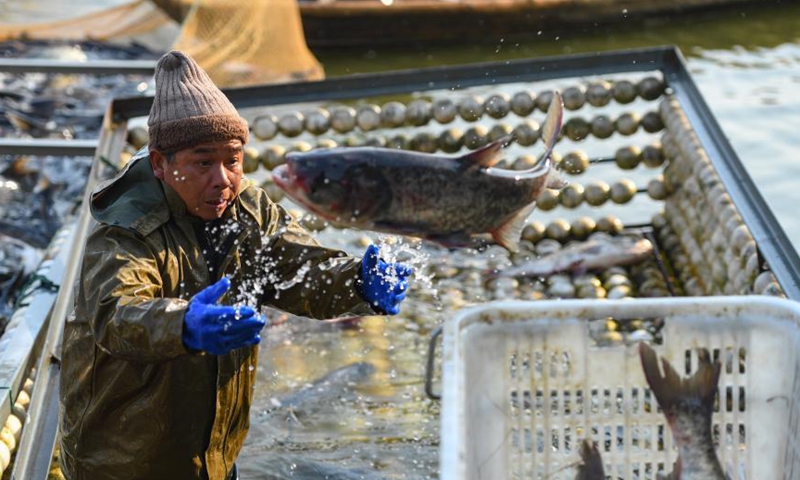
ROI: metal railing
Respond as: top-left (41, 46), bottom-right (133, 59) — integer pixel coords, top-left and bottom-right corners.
top-left (0, 58), bottom-right (149, 479)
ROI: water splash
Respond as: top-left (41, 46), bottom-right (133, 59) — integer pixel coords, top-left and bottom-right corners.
top-left (372, 234), bottom-right (437, 301)
top-left (274, 261), bottom-right (313, 292)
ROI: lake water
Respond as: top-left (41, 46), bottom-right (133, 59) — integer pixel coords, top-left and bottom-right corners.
top-left (4, 1), bottom-right (800, 479)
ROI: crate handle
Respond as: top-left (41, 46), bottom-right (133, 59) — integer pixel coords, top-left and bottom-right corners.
top-left (424, 325), bottom-right (443, 400)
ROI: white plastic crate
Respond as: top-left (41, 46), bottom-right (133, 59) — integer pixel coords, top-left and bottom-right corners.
top-left (439, 296), bottom-right (800, 480)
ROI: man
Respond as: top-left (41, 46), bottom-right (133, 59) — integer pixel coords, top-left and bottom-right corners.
top-left (59, 51), bottom-right (412, 480)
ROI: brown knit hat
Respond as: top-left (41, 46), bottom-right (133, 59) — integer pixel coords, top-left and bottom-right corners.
top-left (148, 51), bottom-right (249, 154)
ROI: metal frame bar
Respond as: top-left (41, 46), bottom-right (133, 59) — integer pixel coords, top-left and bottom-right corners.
top-left (661, 49), bottom-right (800, 298)
top-left (0, 229), bottom-right (68, 426)
top-left (0, 139), bottom-right (98, 156)
top-left (0, 58), bottom-right (156, 75)
top-left (9, 118), bottom-right (129, 480)
top-left (112, 46), bottom-right (675, 119)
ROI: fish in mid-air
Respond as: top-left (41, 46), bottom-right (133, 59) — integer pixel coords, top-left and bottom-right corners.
top-left (272, 92), bottom-right (566, 252)
top-left (496, 233), bottom-right (653, 278)
top-left (639, 343), bottom-right (728, 480)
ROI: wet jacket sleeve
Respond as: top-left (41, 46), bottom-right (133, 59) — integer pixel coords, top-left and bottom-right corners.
top-left (258, 195), bottom-right (375, 319)
top-left (78, 225), bottom-right (191, 362)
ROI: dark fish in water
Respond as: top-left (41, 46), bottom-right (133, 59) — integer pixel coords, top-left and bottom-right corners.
top-left (497, 233), bottom-right (653, 278)
top-left (268, 361), bottom-right (376, 420)
top-left (575, 439), bottom-right (605, 480)
top-left (4, 105), bottom-right (103, 138)
top-left (0, 219), bottom-right (54, 250)
top-left (639, 343), bottom-right (728, 480)
top-left (239, 453), bottom-right (386, 480)
top-left (0, 233), bottom-right (41, 280)
top-left (272, 92), bottom-right (566, 252)
top-left (0, 233), bottom-right (42, 332)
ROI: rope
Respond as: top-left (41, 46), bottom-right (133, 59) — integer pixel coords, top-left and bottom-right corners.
top-left (14, 273), bottom-right (60, 309)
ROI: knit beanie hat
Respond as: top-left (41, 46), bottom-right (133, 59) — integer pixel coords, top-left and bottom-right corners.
top-left (148, 51), bottom-right (249, 154)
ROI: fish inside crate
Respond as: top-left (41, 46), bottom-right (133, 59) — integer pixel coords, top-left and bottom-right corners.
top-left (439, 297), bottom-right (800, 480)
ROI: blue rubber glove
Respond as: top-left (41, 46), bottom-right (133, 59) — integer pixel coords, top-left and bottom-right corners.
top-left (182, 277), bottom-right (266, 355)
top-left (358, 244), bottom-right (413, 315)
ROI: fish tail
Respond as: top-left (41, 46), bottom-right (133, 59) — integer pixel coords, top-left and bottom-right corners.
top-left (575, 439), bottom-right (605, 480)
top-left (639, 342), bottom-right (720, 419)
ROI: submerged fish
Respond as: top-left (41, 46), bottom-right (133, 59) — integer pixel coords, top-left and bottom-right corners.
top-left (575, 439), bottom-right (605, 480)
top-left (272, 93), bottom-right (566, 252)
top-left (0, 233), bottom-right (42, 280)
top-left (497, 233), bottom-right (653, 278)
top-left (639, 343), bottom-right (728, 480)
top-left (267, 361), bottom-right (376, 419)
top-left (240, 453), bottom-right (385, 480)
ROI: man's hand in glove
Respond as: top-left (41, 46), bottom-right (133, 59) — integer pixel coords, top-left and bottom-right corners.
top-left (358, 244), bottom-right (413, 315)
top-left (183, 277), bottom-right (266, 355)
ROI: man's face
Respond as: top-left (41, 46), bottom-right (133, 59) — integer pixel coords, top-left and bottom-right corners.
top-left (150, 139), bottom-right (244, 221)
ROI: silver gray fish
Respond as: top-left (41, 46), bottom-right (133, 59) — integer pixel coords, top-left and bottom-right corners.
top-left (269, 361), bottom-right (375, 417)
top-left (639, 343), bottom-right (728, 480)
top-left (498, 233), bottom-right (653, 278)
top-left (241, 453), bottom-right (386, 480)
top-left (272, 93), bottom-right (565, 252)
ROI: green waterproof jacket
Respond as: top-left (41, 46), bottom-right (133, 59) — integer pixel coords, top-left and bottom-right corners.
top-left (59, 152), bottom-right (374, 480)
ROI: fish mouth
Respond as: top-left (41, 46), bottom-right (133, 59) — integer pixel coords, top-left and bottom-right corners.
top-left (271, 163), bottom-right (292, 190)
top-left (272, 162), bottom-right (313, 203)
top-left (272, 162), bottom-right (307, 193)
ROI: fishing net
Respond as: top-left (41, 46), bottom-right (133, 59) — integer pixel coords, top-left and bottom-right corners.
top-left (0, 0), bottom-right (171, 42)
top-left (170, 0), bottom-right (325, 87)
top-left (0, 0), bottom-right (323, 87)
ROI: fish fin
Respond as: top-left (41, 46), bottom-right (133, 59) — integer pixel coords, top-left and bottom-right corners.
top-left (570, 259), bottom-right (587, 277)
top-left (541, 91), bottom-right (564, 152)
top-left (459, 134), bottom-right (514, 171)
top-left (491, 201), bottom-right (537, 253)
top-left (532, 90), bottom-right (564, 170)
top-left (639, 342), bottom-right (721, 420)
top-left (576, 439), bottom-right (605, 480)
